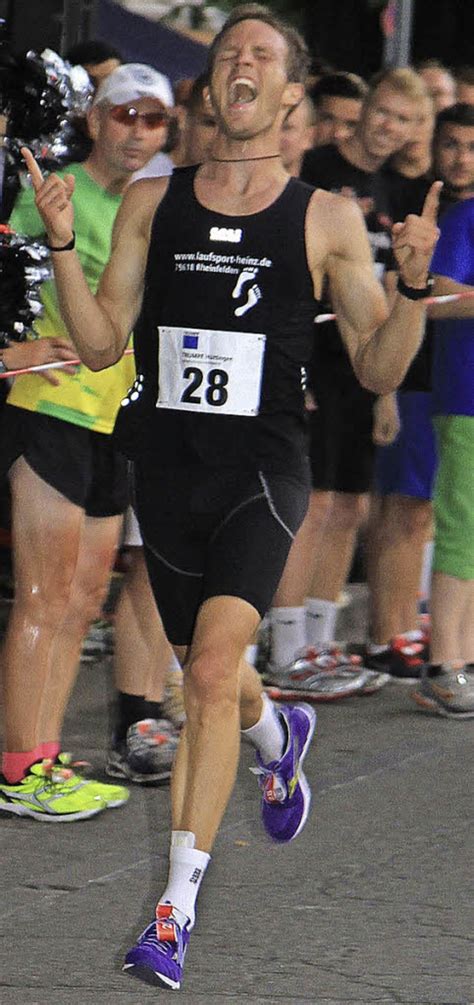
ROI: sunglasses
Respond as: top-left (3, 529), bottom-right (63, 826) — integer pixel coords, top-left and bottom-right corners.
top-left (110, 105), bottom-right (169, 129)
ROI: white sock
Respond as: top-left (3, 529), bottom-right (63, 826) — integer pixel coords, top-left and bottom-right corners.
top-left (305, 597), bottom-right (339, 645)
top-left (367, 641), bottom-right (389, 655)
top-left (245, 644), bottom-right (258, 666)
top-left (419, 540), bottom-right (433, 603)
top-left (168, 652), bottom-right (182, 672)
top-left (241, 692), bottom-right (285, 764)
top-left (399, 629), bottom-right (423, 643)
top-left (158, 831), bottom-right (210, 930)
top-left (269, 606), bottom-right (306, 667)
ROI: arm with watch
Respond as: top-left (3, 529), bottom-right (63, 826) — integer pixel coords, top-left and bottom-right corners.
top-left (315, 182), bottom-right (441, 395)
top-left (5, 167), bottom-right (82, 383)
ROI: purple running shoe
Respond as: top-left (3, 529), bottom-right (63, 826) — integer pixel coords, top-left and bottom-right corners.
top-left (123, 904), bottom-right (190, 990)
top-left (251, 703), bottom-right (316, 843)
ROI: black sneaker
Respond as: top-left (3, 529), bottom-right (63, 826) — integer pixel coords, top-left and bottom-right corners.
top-left (106, 718), bottom-right (179, 785)
top-left (365, 636), bottom-right (427, 681)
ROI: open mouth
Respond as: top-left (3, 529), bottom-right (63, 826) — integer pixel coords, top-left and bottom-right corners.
top-left (228, 77), bottom-right (258, 108)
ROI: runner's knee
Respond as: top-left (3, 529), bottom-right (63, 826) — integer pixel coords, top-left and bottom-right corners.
top-left (186, 649), bottom-right (240, 706)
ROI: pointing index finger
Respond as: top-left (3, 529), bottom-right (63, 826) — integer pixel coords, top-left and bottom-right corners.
top-left (20, 146), bottom-right (45, 192)
top-left (421, 179), bottom-right (443, 222)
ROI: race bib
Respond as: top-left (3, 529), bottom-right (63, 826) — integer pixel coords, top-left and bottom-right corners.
top-left (156, 326), bottom-right (266, 416)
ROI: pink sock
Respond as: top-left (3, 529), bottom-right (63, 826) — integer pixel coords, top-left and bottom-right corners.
top-left (2, 745), bottom-right (44, 783)
top-left (40, 741), bottom-right (61, 761)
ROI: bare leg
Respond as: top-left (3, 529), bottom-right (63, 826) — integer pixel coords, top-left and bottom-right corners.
top-left (239, 658), bottom-right (266, 729)
top-left (114, 547), bottom-right (173, 702)
top-left (42, 512), bottom-right (122, 743)
top-left (170, 595), bottom-right (260, 852)
top-left (430, 573), bottom-right (474, 665)
top-left (170, 647), bottom-right (263, 830)
top-left (366, 494), bottom-right (433, 643)
top-left (273, 490), bottom-right (332, 606)
top-left (309, 492), bottom-right (369, 602)
top-left (2, 459), bottom-right (83, 751)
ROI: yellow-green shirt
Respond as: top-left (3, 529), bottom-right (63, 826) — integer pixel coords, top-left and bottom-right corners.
top-left (8, 163), bottom-right (135, 433)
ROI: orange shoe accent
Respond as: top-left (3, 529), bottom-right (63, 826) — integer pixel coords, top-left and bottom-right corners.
top-left (411, 690), bottom-right (436, 710)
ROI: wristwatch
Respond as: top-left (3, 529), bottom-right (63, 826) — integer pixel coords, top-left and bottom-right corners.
top-left (397, 274), bottom-right (434, 300)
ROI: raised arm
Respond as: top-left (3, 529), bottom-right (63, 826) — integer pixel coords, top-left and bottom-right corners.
top-left (21, 147), bottom-right (167, 370)
top-left (308, 182), bottom-right (441, 394)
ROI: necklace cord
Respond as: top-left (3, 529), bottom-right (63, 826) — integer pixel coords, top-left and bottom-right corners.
top-left (210, 153), bottom-right (281, 163)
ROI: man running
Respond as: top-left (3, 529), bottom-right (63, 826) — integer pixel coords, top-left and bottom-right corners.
top-left (21, 4), bottom-right (440, 990)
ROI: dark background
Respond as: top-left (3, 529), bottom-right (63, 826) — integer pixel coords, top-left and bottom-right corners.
top-left (1, 0), bottom-right (473, 76)
top-left (305, 0), bottom-right (474, 76)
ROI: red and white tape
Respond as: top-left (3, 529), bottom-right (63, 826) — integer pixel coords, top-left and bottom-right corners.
top-left (314, 288), bottom-right (474, 324)
top-left (1, 288), bottom-right (473, 378)
top-left (0, 347), bottom-right (134, 378)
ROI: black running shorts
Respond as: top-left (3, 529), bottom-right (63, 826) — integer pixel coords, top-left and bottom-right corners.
top-left (308, 365), bottom-right (376, 494)
top-left (1, 405), bottom-right (129, 517)
top-left (133, 462), bottom-right (310, 646)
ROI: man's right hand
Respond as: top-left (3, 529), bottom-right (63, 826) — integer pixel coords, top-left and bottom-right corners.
top-left (4, 338), bottom-right (79, 385)
top-left (372, 392), bottom-right (400, 446)
top-left (21, 147), bottom-right (75, 248)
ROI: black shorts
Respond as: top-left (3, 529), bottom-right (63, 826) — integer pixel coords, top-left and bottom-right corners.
top-left (308, 367), bottom-right (376, 494)
top-left (1, 405), bottom-right (129, 517)
top-left (133, 462), bottom-right (310, 646)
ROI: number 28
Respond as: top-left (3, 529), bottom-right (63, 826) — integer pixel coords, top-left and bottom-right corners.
top-left (181, 366), bottom-right (229, 407)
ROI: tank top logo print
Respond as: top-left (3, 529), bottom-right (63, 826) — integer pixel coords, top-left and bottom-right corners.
top-left (209, 226), bottom-right (242, 243)
top-left (174, 248), bottom-right (273, 318)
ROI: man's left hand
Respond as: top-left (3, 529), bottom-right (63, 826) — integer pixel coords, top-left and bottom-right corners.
top-left (391, 180), bottom-right (442, 289)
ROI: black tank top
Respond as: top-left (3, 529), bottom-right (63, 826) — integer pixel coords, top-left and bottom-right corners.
top-left (115, 165), bottom-right (319, 479)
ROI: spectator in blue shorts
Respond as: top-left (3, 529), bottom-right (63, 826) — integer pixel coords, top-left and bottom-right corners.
top-left (366, 103), bottom-right (474, 680)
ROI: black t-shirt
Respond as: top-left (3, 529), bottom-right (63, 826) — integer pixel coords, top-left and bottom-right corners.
top-left (382, 171), bottom-right (460, 393)
top-left (382, 168), bottom-right (432, 392)
top-left (382, 166), bottom-right (430, 222)
top-left (300, 144), bottom-right (395, 392)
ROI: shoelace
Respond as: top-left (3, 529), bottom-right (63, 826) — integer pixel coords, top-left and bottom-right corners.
top-left (392, 639), bottom-right (425, 664)
top-left (40, 756), bottom-right (91, 788)
top-left (131, 721), bottom-right (178, 754)
top-left (250, 764), bottom-right (287, 803)
top-left (141, 906), bottom-right (189, 966)
top-left (304, 646), bottom-right (362, 669)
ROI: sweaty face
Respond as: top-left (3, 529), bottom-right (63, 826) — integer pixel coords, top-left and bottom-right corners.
top-left (361, 83), bottom-right (420, 161)
top-left (93, 98), bottom-right (169, 175)
top-left (279, 100), bottom-right (314, 173)
top-left (209, 19), bottom-right (296, 141)
top-left (434, 123), bottom-right (474, 193)
top-left (314, 95), bottom-right (362, 146)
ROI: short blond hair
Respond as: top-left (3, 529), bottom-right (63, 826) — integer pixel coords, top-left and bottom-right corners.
top-left (369, 67), bottom-right (429, 103)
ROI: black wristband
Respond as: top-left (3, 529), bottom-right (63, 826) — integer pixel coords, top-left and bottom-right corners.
top-left (45, 231), bottom-right (76, 252)
top-left (397, 274), bottom-right (433, 301)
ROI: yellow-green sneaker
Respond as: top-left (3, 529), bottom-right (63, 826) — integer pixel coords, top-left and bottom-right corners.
top-left (55, 753), bottom-right (130, 808)
top-left (0, 758), bottom-right (106, 822)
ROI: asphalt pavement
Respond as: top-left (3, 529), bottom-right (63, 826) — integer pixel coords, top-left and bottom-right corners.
top-left (0, 586), bottom-right (472, 1004)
